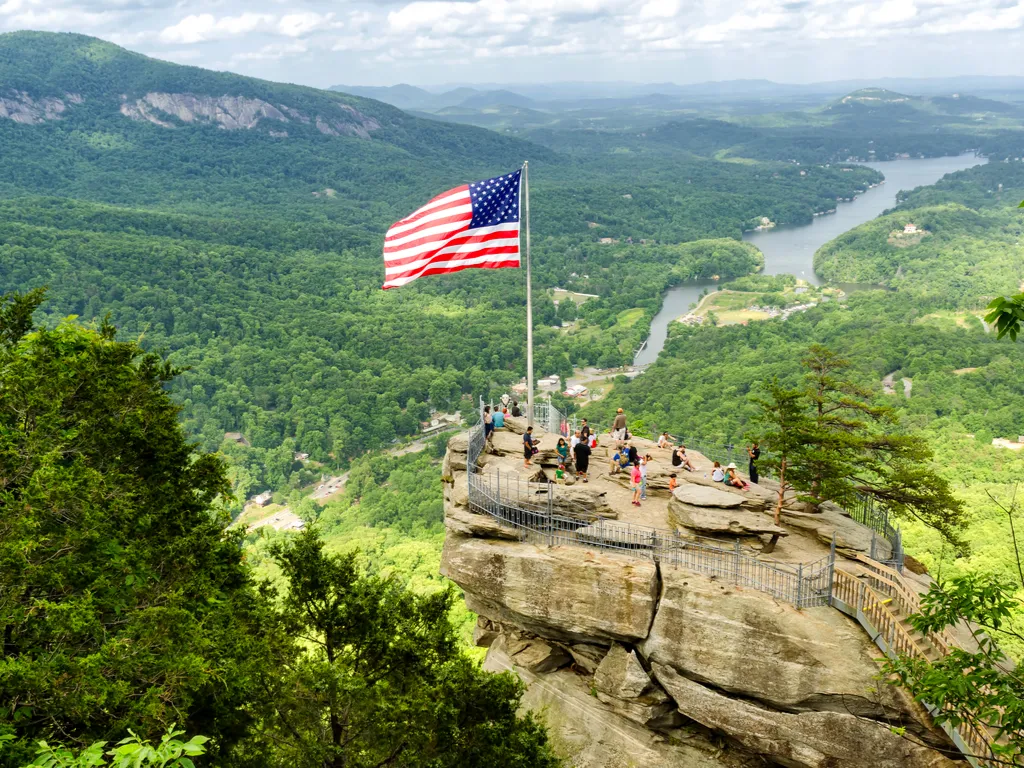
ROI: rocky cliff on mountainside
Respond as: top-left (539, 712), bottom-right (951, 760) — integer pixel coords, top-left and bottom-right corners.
top-left (0, 86), bottom-right (382, 138)
top-left (440, 426), bottom-right (956, 768)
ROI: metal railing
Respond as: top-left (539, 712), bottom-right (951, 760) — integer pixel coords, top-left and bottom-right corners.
top-left (465, 416), bottom-right (834, 609)
top-left (651, 430), bottom-right (904, 572)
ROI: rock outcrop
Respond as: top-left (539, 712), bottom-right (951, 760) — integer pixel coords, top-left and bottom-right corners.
top-left (440, 428), bottom-right (959, 768)
top-left (117, 93), bottom-right (381, 137)
top-left (0, 90), bottom-right (78, 124)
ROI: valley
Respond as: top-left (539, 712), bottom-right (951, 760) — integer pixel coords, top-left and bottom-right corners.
top-left (3, 26), bottom-right (1024, 768)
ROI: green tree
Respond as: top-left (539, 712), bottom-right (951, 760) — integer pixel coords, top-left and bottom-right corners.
top-left (253, 528), bottom-right (560, 768)
top-left (751, 378), bottom-right (811, 526)
top-left (0, 291), bottom-right (275, 766)
top-left (751, 346), bottom-right (967, 545)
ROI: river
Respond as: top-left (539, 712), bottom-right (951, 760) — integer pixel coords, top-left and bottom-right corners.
top-left (633, 154), bottom-right (986, 367)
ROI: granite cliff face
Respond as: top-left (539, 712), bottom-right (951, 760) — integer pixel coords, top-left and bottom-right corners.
top-left (441, 426), bottom-right (957, 768)
top-left (0, 87), bottom-right (381, 139)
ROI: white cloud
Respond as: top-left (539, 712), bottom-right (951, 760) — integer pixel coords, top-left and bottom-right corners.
top-left (159, 12), bottom-right (273, 44)
top-left (277, 12), bottom-right (338, 37)
top-left (233, 40), bottom-right (308, 61)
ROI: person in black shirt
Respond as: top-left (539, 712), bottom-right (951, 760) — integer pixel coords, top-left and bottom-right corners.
top-left (511, 400), bottom-right (522, 418)
top-left (573, 439), bottom-right (591, 483)
top-left (747, 442), bottom-right (761, 485)
top-left (523, 426), bottom-right (536, 469)
top-left (626, 443), bottom-right (639, 466)
top-left (579, 419), bottom-right (590, 441)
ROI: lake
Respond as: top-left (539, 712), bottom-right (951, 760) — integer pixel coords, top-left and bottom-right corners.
top-left (633, 154), bottom-right (986, 367)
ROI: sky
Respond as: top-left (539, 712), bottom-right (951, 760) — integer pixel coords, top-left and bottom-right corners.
top-left (2, 0), bottom-right (1024, 88)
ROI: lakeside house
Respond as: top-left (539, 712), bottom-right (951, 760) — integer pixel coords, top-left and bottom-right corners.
top-left (903, 223), bottom-right (918, 234)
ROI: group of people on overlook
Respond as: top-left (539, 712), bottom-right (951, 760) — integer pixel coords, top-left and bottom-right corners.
top-left (482, 402), bottom-right (761, 504)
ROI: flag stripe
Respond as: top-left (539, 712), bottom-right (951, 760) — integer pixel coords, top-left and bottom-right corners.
top-left (383, 215), bottom-right (474, 253)
top-left (384, 225), bottom-right (519, 271)
top-left (385, 240), bottom-right (521, 279)
top-left (386, 198), bottom-right (472, 239)
top-left (387, 187), bottom-right (470, 234)
top-left (384, 252), bottom-right (521, 289)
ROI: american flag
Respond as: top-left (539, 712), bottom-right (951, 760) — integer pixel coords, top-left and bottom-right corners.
top-left (382, 168), bottom-right (522, 289)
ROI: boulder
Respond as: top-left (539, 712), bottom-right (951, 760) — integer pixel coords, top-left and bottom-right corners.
top-left (444, 502), bottom-right (521, 541)
top-left (485, 644), bottom-right (749, 768)
top-left (473, 616), bottom-right (501, 648)
top-left (652, 663), bottom-right (958, 768)
top-left (441, 535), bottom-right (658, 644)
top-left (443, 472), bottom-right (469, 508)
top-left (668, 498), bottom-right (787, 538)
top-left (592, 642), bottom-right (680, 727)
top-left (566, 642), bottom-right (608, 675)
top-left (594, 643), bottom-right (657, 699)
top-left (672, 485), bottom-right (746, 508)
top-left (640, 569), bottom-right (916, 719)
top-left (497, 632), bottom-right (574, 674)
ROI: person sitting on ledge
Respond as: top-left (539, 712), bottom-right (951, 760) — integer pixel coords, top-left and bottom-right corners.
top-left (711, 461), bottom-right (725, 482)
top-left (492, 408), bottom-right (505, 430)
top-left (556, 437), bottom-right (570, 467)
top-left (677, 445), bottom-right (695, 472)
top-left (725, 463), bottom-right (750, 490)
top-left (658, 432), bottom-right (671, 449)
top-left (669, 473), bottom-right (678, 491)
top-left (555, 464), bottom-right (566, 484)
top-left (511, 400), bottom-right (522, 418)
top-left (627, 443), bottom-right (639, 466)
top-left (610, 446), bottom-right (624, 475)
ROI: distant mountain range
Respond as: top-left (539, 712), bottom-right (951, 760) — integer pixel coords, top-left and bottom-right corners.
top-left (332, 76), bottom-right (1024, 114)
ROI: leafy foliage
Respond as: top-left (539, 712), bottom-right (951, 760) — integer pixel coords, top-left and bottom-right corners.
top-left (20, 728), bottom-right (208, 768)
top-left (248, 528), bottom-right (560, 768)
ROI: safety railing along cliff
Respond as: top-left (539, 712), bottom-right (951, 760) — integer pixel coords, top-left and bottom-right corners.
top-left (486, 398), bottom-right (904, 572)
top-left (465, 402), bottom-right (997, 765)
top-left (466, 416), bottom-right (835, 609)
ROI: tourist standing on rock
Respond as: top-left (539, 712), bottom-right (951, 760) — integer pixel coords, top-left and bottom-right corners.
top-left (511, 400), bottom-right (522, 418)
top-left (613, 408), bottom-right (627, 440)
top-left (573, 437), bottom-right (591, 483)
top-left (483, 405), bottom-right (494, 445)
top-left (747, 442), bottom-right (761, 485)
top-left (630, 462), bottom-right (642, 505)
top-left (492, 407), bottom-right (505, 430)
top-left (639, 454), bottom-right (650, 500)
top-left (523, 426), bottom-right (537, 469)
top-left (579, 419), bottom-right (590, 442)
top-left (570, 430), bottom-right (581, 452)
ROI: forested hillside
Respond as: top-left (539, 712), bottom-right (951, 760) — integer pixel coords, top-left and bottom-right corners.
top-left (0, 32), bottom-right (879, 477)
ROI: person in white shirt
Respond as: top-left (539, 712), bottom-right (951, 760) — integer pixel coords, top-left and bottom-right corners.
top-left (711, 461), bottom-right (725, 482)
top-left (639, 455), bottom-right (650, 500)
top-left (657, 432), bottom-right (670, 449)
top-left (570, 431), bottom-right (581, 451)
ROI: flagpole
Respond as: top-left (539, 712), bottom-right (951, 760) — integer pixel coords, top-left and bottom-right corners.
top-left (523, 161), bottom-right (534, 428)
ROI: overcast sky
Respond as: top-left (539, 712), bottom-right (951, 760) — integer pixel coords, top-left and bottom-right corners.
top-left (2, 0), bottom-right (1023, 88)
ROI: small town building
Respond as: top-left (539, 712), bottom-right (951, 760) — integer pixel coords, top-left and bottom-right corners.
top-left (224, 432), bottom-right (250, 447)
top-left (903, 223), bottom-right (918, 234)
top-left (251, 491), bottom-right (273, 507)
